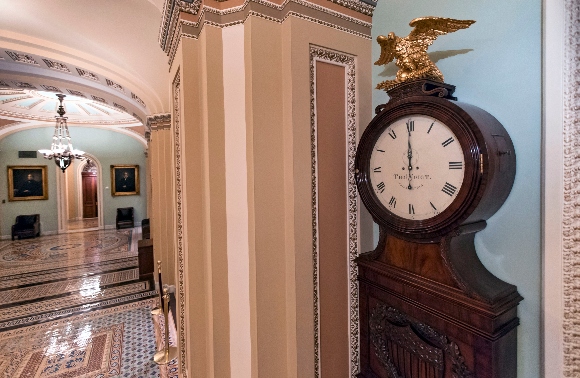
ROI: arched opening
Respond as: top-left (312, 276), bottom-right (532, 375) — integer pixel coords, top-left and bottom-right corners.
top-left (58, 153), bottom-right (104, 232)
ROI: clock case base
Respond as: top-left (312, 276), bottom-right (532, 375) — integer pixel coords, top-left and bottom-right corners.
top-left (356, 80), bottom-right (522, 378)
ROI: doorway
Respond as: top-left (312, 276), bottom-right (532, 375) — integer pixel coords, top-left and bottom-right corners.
top-left (59, 157), bottom-right (103, 232)
top-left (81, 171), bottom-right (98, 218)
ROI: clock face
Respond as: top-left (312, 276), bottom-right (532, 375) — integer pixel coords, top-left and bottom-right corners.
top-left (369, 114), bottom-right (465, 221)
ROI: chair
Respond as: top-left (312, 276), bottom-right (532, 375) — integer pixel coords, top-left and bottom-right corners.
top-left (11, 214), bottom-right (40, 240)
top-left (116, 207), bottom-right (134, 229)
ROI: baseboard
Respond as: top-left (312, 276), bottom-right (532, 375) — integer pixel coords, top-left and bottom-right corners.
top-left (1, 230), bottom-right (58, 240)
top-left (2, 224), bottom-right (144, 238)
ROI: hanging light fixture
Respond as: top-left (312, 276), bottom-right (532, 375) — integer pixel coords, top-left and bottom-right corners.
top-left (38, 94), bottom-right (85, 172)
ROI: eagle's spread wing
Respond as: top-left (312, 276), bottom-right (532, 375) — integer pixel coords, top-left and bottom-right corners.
top-left (407, 17), bottom-right (475, 48)
top-left (374, 34), bottom-right (397, 66)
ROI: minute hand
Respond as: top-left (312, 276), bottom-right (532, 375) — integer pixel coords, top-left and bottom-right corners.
top-left (407, 131), bottom-right (413, 190)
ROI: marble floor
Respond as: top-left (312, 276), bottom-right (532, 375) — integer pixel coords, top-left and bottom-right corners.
top-left (68, 218), bottom-right (99, 231)
top-left (0, 229), bottom-right (177, 377)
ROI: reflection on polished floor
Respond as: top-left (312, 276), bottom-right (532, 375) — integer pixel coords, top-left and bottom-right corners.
top-left (0, 228), bottom-right (177, 377)
top-left (68, 218), bottom-right (99, 231)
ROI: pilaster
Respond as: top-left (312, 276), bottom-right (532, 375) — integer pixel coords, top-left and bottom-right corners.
top-left (161, 0), bottom-right (375, 376)
top-left (146, 113), bottom-right (175, 286)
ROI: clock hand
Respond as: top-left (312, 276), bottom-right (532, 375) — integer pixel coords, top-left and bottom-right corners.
top-left (407, 130), bottom-right (413, 190)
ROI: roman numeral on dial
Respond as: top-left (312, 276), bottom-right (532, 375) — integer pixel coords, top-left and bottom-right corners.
top-left (449, 161), bottom-right (463, 170)
top-left (373, 167), bottom-right (382, 173)
top-left (406, 120), bottom-right (414, 132)
top-left (442, 182), bottom-right (457, 196)
top-left (427, 122), bottom-right (434, 134)
top-left (442, 137), bottom-right (455, 147)
top-left (376, 182), bottom-right (385, 193)
top-left (430, 202), bottom-right (437, 211)
top-left (389, 196), bottom-right (396, 208)
top-left (388, 129), bottom-right (397, 139)
top-left (409, 204), bottom-right (415, 214)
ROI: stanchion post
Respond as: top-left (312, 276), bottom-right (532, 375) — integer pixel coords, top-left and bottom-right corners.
top-left (151, 260), bottom-right (163, 315)
top-left (154, 287), bottom-right (178, 365)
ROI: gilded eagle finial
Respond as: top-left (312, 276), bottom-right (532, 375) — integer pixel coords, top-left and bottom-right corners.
top-left (375, 17), bottom-right (475, 91)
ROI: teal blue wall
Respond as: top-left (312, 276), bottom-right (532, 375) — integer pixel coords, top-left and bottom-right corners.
top-left (0, 127), bottom-right (148, 236)
top-left (371, 2), bottom-right (541, 376)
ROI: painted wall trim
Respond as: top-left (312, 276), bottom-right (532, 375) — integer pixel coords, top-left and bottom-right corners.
top-left (309, 45), bottom-right (359, 377)
top-left (222, 23), bottom-right (252, 378)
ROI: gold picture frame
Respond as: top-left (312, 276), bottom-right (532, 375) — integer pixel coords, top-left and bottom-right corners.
top-left (111, 165), bottom-right (140, 196)
top-left (8, 165), bottom-right (48, 201)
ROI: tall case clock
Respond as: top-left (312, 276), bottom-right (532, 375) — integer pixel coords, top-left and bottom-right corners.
top-left (355, 77), bottom-right (522, 378)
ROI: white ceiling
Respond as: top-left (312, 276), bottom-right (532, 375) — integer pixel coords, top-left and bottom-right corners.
top-left (0, 0), bottom-right (169, 117)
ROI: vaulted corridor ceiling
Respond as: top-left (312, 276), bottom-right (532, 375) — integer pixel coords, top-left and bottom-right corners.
top-left (0, 0), bottom-right (169, 141)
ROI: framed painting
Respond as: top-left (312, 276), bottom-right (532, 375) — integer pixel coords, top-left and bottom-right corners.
top-left (8, 165), bottom-right (48, 201)
top-left (111, 165), bottom-right (140, 196)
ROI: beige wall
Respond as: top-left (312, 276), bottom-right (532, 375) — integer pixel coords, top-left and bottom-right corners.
top-left (154, 13), bottom-right (373, 378)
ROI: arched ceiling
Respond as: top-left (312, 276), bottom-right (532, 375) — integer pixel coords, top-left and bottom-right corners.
top-left (0, 0), bottom-right (169, 143)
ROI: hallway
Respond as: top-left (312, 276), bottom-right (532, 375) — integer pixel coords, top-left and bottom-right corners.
top-left (0, 228), bottom-right (175, 377)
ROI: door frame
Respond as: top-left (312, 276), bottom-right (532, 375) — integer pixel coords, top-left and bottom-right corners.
top-left (81, 171), bottom-right (98, 219)
top-left (75, 154), bottom-right (104, 229)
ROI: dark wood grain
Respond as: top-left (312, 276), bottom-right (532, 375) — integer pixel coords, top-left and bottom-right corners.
top-left (355, 80), bottom-right (521, 378)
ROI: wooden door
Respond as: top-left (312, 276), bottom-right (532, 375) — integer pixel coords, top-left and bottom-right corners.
top-left (82, 172), bottom-right (97, 218)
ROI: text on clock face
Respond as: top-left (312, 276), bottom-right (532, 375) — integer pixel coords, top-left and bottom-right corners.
top-left (369, 115), bottom-right (465, 221)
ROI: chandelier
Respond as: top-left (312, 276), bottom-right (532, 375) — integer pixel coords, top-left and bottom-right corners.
top-left (38, 94), bottom-right (85, 172)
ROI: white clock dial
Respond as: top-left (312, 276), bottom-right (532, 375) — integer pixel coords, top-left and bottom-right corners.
top-left (369, 115), bottom-right (465, 221)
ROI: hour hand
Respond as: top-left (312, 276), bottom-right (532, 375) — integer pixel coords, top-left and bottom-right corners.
top-left (407, 131), bottom-right (413, 189)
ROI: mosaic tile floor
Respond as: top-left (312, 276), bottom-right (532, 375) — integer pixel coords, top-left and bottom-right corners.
top-left (0, 229), bottom-right (174, 377)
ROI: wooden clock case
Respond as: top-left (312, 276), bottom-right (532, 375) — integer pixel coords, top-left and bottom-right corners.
top-left (355, 80), bottom-right (522, 378)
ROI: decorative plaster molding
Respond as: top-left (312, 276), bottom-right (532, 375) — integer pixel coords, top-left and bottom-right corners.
top-left (309, 45), bottom-right (358, 378)
top-left (1, 95), bottom-right (31, 104)
top-left (562, 0), bottom-right (580, 376)
top-left (42, 59), bottom-right (71, 73)
top-left (171, 70), bottom-right (187, 378)
top-left (113, 103), bottom-right (127, 112)
top-left (146, 113), bottom-right (171, 130)
top-left (12, 98), bottom-right (44, 110)
top-left (5, 51), bottom-right (39, 65)
top-left (106, 78), bottom-right (125, 93)
top-left (91, 95), bottom-right (107, 103)
top-left (328, 0), bottom-right (373, 16)
top-left (87, 103), bottom-right (110, 115)
top-left (13, 82), bottom-right (36, 89)
top-left (0, 109), bottom-right (138, 125)
top-left (67, 89), bottom-right (86, 98)
top-left (0, 80), bottom-right (10, 87)
top-left (159, 0), bottom-right (374, 68)
top-left (131, 92), bottom-right (146, 108)
top-left (76, 68), bottom-right (100, 82)
top-left (41, 85), bottom-right (62, 92)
